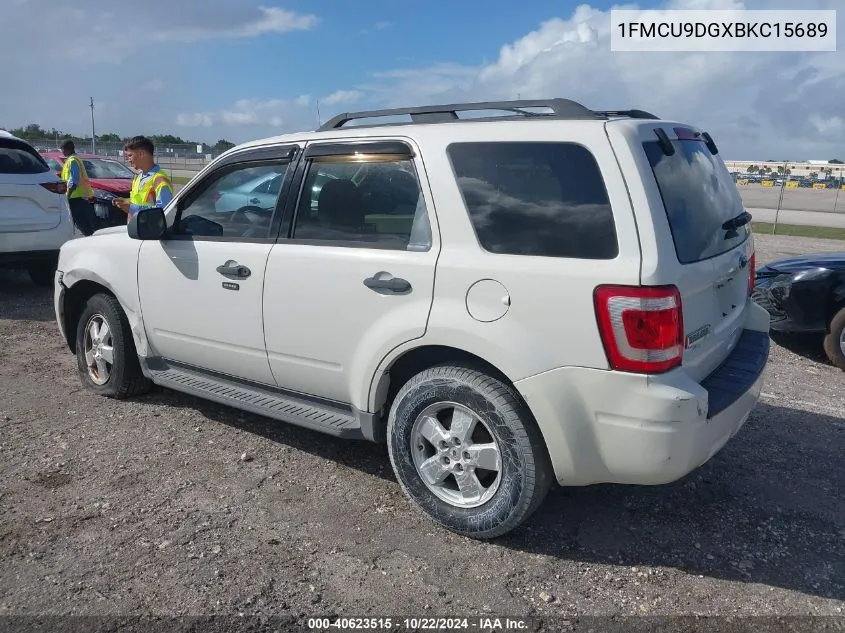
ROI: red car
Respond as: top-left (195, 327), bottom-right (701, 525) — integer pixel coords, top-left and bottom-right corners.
top-left (41, 152), bottom-right (135, 228)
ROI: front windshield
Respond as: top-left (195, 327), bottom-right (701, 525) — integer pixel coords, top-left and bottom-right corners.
top-left (82, 158), bottom-right (136, 179)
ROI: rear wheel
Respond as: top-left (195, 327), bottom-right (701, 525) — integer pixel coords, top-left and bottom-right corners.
top-left (823, 307), bottom-right (845, 371)
top-left (386, 365), bottom-right (553, 539)
top-left (74, 293), bottom-right (152, 398)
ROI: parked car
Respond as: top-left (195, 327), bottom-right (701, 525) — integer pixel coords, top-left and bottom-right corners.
top-left (53, 99), bottom-right (770, 539)
top-left (0, 131), bottom-right (74, 285)
top-left (753, 252), bottom-right (845, 369)
top-left (41, 152), bottom-right (136, 228)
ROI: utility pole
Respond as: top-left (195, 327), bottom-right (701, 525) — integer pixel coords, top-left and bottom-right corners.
top-left (773, 160), bottom-right (788, 234)
top-left (89, 97), bottom-right (96, 154)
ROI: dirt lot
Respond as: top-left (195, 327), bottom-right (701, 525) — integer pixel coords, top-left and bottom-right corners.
top-left (0, 234), bottom-right (843, 629)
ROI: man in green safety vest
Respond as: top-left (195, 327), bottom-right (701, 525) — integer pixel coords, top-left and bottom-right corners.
top-left (113, 135), bottom-right (174, 220)
top-left (59, 140), bottom-right (96, 236)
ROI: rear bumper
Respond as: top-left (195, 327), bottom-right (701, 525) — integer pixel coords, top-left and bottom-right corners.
top-left (515, 302), bottom-right (771, 487)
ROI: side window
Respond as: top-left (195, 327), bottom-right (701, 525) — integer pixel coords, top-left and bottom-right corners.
top-left (447, 142), bottom-right (618, 259)
top-left (176, 162), bottom-right (288, 239)
top-left (291, 155), bottom-right (432, 251)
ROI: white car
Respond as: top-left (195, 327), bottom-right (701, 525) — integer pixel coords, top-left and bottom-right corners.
top-left (53, 99), bottom-right (771, 539)
top-left (0, 131), bottom-right (74, 285)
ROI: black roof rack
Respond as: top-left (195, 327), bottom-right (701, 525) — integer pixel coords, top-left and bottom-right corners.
top-left (317, 99), bottom-right (660, 131)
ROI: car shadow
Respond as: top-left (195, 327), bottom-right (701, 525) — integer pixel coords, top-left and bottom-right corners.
top-left (136, 386), bottom-right (844, 601)
top-left (497, 401), bottom-right (844, 601)
top-left (137, 387), bottom-right (395, 482)
top-left (770, 331), bottom-right (831, 366)
top-left (0, 270), bottom-right (57, 322)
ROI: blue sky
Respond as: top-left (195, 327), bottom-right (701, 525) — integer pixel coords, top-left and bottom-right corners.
top-left (1, 0), bottom-right (843, 160)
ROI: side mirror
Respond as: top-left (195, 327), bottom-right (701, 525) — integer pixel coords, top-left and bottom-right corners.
top-left (128, 207), bottom-right (167, 240)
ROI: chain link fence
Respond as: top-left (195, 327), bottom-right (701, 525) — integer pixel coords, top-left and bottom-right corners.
top-left (28, 138), bottom-right (222, 176)
top-left (725, 161), bottom-right (845, 215)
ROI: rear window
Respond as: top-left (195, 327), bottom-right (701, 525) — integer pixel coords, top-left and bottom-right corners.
top-left (643, 139), bottom-right (749, 264)
top-left (0, 139), bottom-right (50, 175)
top-left (447, 141), bottom-right (618, 259)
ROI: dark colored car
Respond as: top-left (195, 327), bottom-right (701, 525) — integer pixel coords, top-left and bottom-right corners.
top-left (753, 252), bottom-right (845, 369)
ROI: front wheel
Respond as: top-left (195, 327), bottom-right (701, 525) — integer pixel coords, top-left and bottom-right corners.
top-left (74, 293), bottom-right (152, 398)
top-left (823, 307), bottom-right (845, 371)
top-left (387, 365), bottom-right (553, 539)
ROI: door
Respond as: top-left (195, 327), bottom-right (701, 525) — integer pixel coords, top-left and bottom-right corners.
top-left (263, 139), bottom-right (439, 404)
top-left (137, 145), bottom-right (298, 384)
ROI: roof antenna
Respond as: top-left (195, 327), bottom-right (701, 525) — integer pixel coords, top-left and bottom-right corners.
top-left (316, 99), bottom-right (322, 127)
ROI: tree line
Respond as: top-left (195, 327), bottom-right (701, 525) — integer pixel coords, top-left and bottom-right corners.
top-left (3, 123), bottom-right (236, 153)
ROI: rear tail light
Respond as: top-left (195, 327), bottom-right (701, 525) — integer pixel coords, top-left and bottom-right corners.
top-left (748, 252), bottom-right (756, 296)
top-left (40, 182), bottom-right (67, 194)
top-left (594, 285), bottom-right (684, 374)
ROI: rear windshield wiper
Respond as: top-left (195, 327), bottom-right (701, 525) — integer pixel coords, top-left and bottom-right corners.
top-left (722, 210), bottom-right (752, 232)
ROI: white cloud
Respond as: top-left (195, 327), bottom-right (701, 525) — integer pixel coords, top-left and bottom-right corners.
top-left (154, 6), bottom-right (318, 43)
top-left (348, 0), bottom-right (845, 160)
top-left (320, 90), bottom-right (364, 106)
top-left (176, 113), bottom-right (214, 127)
top-left (140, 78), bottom-right (166, 93)
top-left (2, 0), bottom-right (843, 159)
top-left (178, 97), bottom-right (312, 130)
top-left (809, 115), bottom-right (844, 135)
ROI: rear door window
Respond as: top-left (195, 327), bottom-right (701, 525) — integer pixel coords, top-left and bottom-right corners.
top-left (642, 139), bottom-right (750, 264)
top-left (0, 139), bottom-right (50, 174)
top-left (447, 141), bottom-right (618, 259)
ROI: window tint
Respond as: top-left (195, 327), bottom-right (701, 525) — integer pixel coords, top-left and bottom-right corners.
top-left (0, 140), bottom-right (50, 175)
top-left (642, 139), bottom-right (749, 264)
top-left (447, 142), bottom-right (618, 259)
top-left (292, 156), bottom-right (432, 251)
top-left (176, 162), bottom-right (288, 239)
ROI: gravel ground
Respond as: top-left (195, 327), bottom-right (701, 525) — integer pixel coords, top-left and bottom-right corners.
top-left (0, 233), bottom-right (843, 629)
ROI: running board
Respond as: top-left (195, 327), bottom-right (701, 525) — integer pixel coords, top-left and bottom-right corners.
top-left (143, 359), bottom-right (368, 440)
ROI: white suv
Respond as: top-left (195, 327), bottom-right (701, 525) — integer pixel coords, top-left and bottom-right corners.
top-left (53, 99), bottom-right (770, 539)
top-left (0, 131), bottom-right (74, 285)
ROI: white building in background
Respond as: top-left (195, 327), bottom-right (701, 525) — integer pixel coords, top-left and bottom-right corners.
top-left (724, 159), bottom-right (844, 179)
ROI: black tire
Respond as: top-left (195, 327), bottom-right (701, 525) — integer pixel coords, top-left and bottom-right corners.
top-left (386, 365), bottom-right (553, 539)
top-left (823, 307), bottom-right (845, 371)
top-left (27, 262), bottom-right (56, 287)
top-left (74, 292), bottom-right (152, 398)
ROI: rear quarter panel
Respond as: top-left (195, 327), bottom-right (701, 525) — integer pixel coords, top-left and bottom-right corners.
top-left (367, 121), bottom-right (643, 409)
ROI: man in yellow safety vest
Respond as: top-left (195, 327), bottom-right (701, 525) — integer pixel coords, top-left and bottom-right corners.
top-left (60, 140), bottom-right (97, 236)
top-left (112, 135), bottom-right (174, 220)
